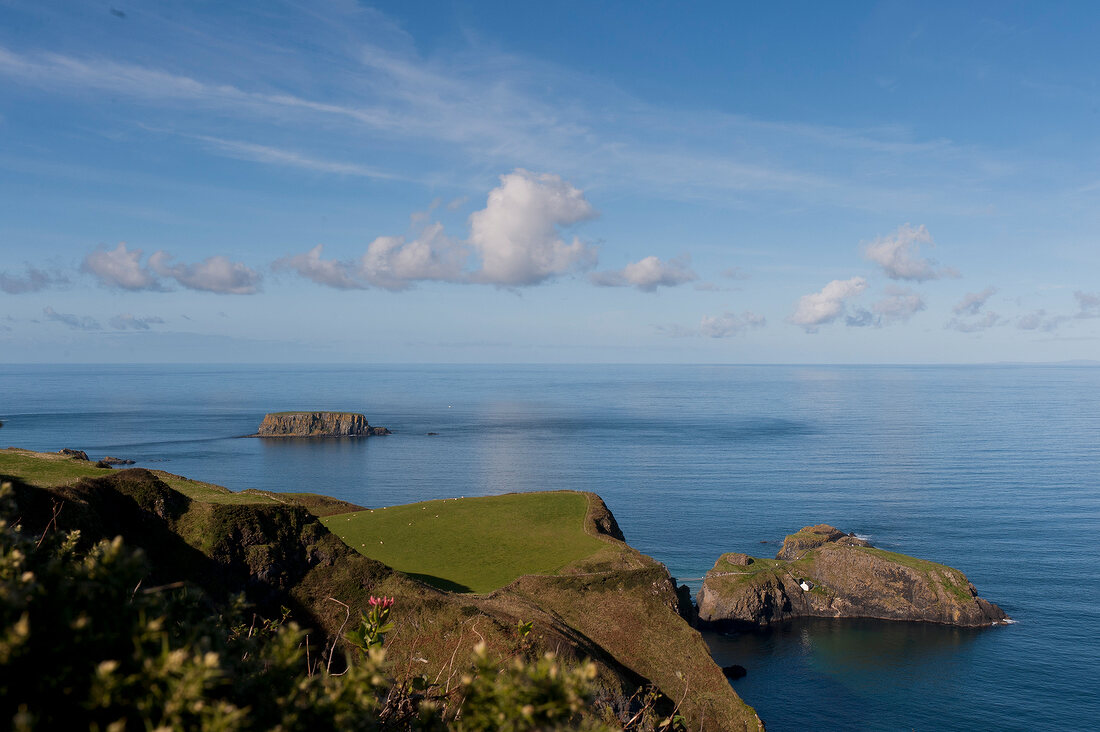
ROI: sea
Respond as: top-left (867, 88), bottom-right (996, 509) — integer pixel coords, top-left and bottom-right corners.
top-left (1, 363), bottom-right (1097, 731)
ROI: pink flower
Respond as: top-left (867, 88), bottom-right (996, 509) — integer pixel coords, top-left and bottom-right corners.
top-left (369, 595), bottom-right (395, 609)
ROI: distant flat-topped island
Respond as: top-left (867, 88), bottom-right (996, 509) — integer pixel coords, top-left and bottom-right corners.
top-left (250, 411), bottom-right (391, 437)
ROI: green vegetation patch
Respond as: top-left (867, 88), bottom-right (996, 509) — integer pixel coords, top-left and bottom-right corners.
top-left (0, 449), bottom-right (113, 486)
top-left (321, 491), bottom-right (608, 594)
top-left (0, 449), bottom-right (278, 506)
top-left (152, 472), bottom-right (280, 505)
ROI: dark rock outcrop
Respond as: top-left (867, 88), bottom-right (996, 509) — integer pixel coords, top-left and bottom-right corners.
top-left (58, 449), bottom-right (89, 460)
top-left (698, 524), bottom-right (1007, 628)
top-left (722, 664), bottom-right (747, 680)
top-left (101, 456), bottom-right (136, 465)
top-left (252, 412), bottom-right (390, 438)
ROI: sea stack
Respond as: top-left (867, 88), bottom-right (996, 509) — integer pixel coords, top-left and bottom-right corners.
top-left (696, 524), bottom-right (1007, 628)
top-left (253, 412), bottom-right (390, 437)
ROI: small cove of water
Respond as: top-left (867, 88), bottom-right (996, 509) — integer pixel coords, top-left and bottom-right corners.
top-left (1, 363), bottom-right (1097, 731)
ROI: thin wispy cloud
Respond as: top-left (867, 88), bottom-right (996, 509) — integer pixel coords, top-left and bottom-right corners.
top-left (189, 135), bottom-right (401, 180)
top-left (953, 287), bottom-right (997, 315)
top-left (109, 313), bottom-right (166, 331)
top-left (0, 34), bottom-right (1000, 212)
top-left (658, 311), bottom-right (765, 338)
top-left (0, 266), bottom-right (68, 294)
top-left (1016, 310), bottom-right (1069, 332)
top-left (43, 305), bottom-right (100, 330)
top-left (1075, 290), bottom-right (1100, 319)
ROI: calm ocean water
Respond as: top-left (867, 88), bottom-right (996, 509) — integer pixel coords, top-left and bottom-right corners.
top-left (2, 364), bottom-right (1097, 731)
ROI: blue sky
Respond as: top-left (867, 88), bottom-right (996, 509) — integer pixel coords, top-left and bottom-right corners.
top-left (1, 0), bottom-right (1098, 363)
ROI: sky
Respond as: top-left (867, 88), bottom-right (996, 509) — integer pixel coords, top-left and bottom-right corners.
top-left (1, 0), bottom-right (1099, 363)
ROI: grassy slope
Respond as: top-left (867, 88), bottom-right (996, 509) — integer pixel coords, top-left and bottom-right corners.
top-left (0, 448), bottom-right (280, 505)
top-left (321, 492), bottom-right (607, 593)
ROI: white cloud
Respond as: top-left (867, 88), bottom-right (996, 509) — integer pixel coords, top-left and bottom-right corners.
top-left (109, 313), bottom-right (166, 330)
top-left (0, 266), bottom-right (68, 294)
top-left (150, 252), bottom-right (261, 294)
top-left (43, 306), bottom-right (100, 330)
top-left (468, 170), bottom-right (598, 286)
top-left (360, 224), bottom-right (468, 291)
top-left (863, 224), bottom-right (953, 281)
top-left (847, 287), bottom-right (925, 327)
top-left (953, 287), bottom-right (997, 315)
top-left (81, 243), bottom-right (160, 290)
top-left (872, 286), bottom-right (926, 323)
top-left (699, 311), bottom-right (766, 338)
top-left (273, 245), bottom-right (365, 290)
top-left (789, 277), bottom-right (867, 331)
top-left (590, 255), bottom-right (697, 292)
top-left (279, 169), bottom-right (598, 291)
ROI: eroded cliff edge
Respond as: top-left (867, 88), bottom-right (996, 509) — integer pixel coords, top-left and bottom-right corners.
top-left (252, 411), bottom-right (390, 437)
top-left (697, 524), bottom-right (1007, 628)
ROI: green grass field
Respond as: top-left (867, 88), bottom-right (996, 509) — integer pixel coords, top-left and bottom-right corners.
top-left (321, 491), bottom-right (608, 593)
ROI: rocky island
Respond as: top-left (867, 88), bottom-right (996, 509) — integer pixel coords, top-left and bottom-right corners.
top-left (251, 411), bottom-right (390, 437)
top-left (697, 524), bottom-right (1007, 628)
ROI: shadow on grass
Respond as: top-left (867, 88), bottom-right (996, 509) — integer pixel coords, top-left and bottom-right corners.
top-left (405, 572), bottom-right (473, 593)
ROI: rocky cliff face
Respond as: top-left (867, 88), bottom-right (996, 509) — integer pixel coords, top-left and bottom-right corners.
top-left (697, 524), bottom-right (1007, 628)
top-left (254, 412), bottom-right (390, 437)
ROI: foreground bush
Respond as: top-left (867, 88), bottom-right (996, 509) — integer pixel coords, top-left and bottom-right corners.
top-left (0, 485), bottom-right (681, 731)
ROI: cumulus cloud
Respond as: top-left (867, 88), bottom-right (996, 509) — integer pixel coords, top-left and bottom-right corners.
top-left (953, 287), bottom-right (997, 316)
top-left (1075, 290), bottom-right (1100, 319)
top-left (359, 223), bottom-right (468, 291)
top-left (109, 313), bottom-right (166, 330)
top-left (273, 245), bottom-right (365, 290)
top-left (468, 169), bottom-right (597, 286)
top-left (82, 243), bottom-right (260, 294)
top-left (789, 277), bottom-right (867, 331)
top-left (279, 169), bottom-right (598, 291)
top-left (846, 288), bottom-right (925, 327)
top-left (0, 266), bottom-right (68, 294)
top-left (43, 306), bottom-right (100, 330)
top-left (150, 252), bottom-right (262, 294)
top-left (1016, 309), bottom-right (1069, 332)
top-left (874, 286), bottom-right (926, 322)
top-left (863, 224), bottom-right (954, 281)
top-left (590, 255), bottom-right (697, 292)
top-left (81, 243), bottom-right (160, 290)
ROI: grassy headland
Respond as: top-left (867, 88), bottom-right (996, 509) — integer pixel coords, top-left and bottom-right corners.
top-left (321, 491), bottom-right (608, 593)
top-left (3, 447), bottom-right (763, 731)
